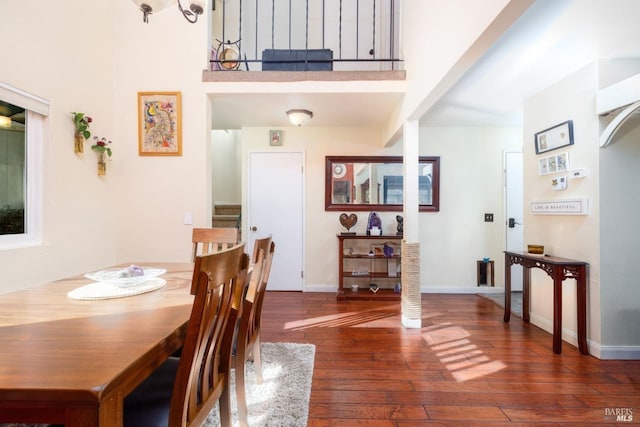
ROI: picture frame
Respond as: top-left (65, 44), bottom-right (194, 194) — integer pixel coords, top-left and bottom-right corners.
top-left (538, 151), bottom-right (570, 176)
top-left (138, 92), bottom-right (182, 156)
top-left (534, 120), bottom-right (574, 154)
top-left (269, 129), bottom-right (283, 146)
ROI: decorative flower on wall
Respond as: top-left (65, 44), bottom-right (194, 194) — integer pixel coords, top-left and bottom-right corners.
top-left (91, 136), bottom-right (112, 176)
top-left (71, 112), bottom-right (92, 153)
top-left (91, 136), bottom-right (112, 158)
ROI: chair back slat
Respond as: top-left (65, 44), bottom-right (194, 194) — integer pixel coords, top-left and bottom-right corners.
top-left (192, 227), bottom-right (239, 261)
top-left (169, 244), bottom-right (249, 427)
top-left (247, 240), bottom-right (275, 332)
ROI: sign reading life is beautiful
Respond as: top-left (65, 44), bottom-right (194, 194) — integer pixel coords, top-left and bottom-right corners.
top-left (530, 198), bottom-right (589, 215)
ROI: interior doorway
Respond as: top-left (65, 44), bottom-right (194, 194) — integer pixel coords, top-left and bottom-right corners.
top-left (247, 151), bottom-right (304, 291)
top-left (505, 151), bottom-right (523, 291)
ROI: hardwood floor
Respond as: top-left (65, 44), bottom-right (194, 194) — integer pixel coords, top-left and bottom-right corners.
top-left (260, 292), bottom-right (640, 426)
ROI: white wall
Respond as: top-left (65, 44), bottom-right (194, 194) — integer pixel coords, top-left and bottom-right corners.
top-left (111, 1), bottom-right (212, 263)
top-left (523, 64), bottom-right (602, 352)
top-left (418, 126), bottom-right (522, 290)
top-left (236, 125), bottom-right (520, 291)
top-left (0, 0), bottom-right (118, 292)
top-left (0, 0), bottom-right (523, 293)
top-left (239, 126), bottom-right (401, 291)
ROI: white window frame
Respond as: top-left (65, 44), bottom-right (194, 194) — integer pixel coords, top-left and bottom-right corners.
top-left (0, 83), bottom-right (47, 249)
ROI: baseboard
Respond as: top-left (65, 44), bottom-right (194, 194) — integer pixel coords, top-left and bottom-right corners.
top-left (302, 285), bottom-right (640, 360)
top-left (529, 313), bottom-right (640, 360)
top-left (303, 285), bottom-right (507, 294)
top-left (304, 284), bottom-right (337, 293)
top-left (529, 313), bottom-right (581, 348)
top-left (422, 286), bottom-right (505, 294)
top-left (303, 284), bottom-right (507, 294)
top-left (591, 344), bottom-right (640, 360)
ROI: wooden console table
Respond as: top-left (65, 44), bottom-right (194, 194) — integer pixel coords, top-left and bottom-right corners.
top-left (504, 251), bottom-right (589, 355)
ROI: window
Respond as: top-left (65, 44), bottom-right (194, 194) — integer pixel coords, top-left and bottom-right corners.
top-left (0, 83), bottom-right (47, 249)
top-left (0, 101), bottom-right (26, 235)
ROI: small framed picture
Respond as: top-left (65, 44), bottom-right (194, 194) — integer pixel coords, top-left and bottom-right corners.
top-left (138, 92), bottom-right (182, 156)
top-left (270, 130), bottom-right (283, 146)
top-left (538, 151), bottom-right (570, 176)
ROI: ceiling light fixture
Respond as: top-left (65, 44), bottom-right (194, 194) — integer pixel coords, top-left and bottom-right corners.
top-left (178, 0), bottom-right (204, 23)
top-left (286, 109), bottom-right (313, 127)
top-left (132, 0), bottom-right (203, 23)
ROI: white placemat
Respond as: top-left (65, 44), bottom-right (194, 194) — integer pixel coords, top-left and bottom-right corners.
top-left (67, 278), bottom-right (167, 300)
top-left (84, 266), bottom-right (167, 287)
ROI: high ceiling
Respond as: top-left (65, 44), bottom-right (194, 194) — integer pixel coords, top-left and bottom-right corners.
top-left (422, 0), bottom-right (640, 126)
top-left (211, 91), bottom-right (405, 129)
top-left (211, 0), bottom-right (640, 130)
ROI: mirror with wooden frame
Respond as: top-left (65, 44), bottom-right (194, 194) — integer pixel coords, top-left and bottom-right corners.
top-left (325, 156), bottom-right (440, 212)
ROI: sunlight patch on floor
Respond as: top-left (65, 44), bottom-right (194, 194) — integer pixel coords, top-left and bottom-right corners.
top-left (422, 323), bottom-right (506, 382)
top-left (283, 305), bottom-right (399, 330)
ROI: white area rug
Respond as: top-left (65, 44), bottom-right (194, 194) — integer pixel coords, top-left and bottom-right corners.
top-left (206, 342), bottom-right (315, 427)
top-left (1, 342), bottom-right (315, 427)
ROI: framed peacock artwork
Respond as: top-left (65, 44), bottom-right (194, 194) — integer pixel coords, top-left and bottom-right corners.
top-left (138, 92), bottom-right (182, 156)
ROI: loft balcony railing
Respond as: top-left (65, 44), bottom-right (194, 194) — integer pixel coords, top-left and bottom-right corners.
top-left (210, 0), bottom-right (402, 72)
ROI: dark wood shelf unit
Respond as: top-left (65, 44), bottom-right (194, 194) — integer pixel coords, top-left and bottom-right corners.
top-left (337, 234), bottom-right (402, 301)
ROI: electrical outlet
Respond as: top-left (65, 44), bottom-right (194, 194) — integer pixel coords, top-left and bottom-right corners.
top-left (484, 213), bottom-right (494, 222)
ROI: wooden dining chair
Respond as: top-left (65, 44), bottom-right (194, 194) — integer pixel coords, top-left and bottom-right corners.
top-left (123, 244), bottom-right (249, 427)
top-left (191, 227), bottom-right (239, 261)
top-left (234, 236), bottom-right (276, 426)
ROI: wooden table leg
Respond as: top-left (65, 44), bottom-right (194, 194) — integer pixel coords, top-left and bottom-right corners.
top-left (552, 265), bottom-right (563, 354)
top-left (522, 267), bottom-right (531, 323)
top-left (576, 265), bottom-right (589, 354)
top-left (503, 256), bottom-right (511, 323)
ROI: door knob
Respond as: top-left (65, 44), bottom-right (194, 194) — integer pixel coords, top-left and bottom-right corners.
top-left (251, 226), bottom-right (258, 231)
top-left (508, 218), bottom-right (521, 228)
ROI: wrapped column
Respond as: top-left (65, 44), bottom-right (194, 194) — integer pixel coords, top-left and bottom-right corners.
top-left (401, 240), bottom-right (421, 328)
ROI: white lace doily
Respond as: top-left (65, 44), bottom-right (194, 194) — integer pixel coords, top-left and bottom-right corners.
top-left (84, 266), bottom-right (167, 287)
top-left (67, 278), bottom-right (167, 300)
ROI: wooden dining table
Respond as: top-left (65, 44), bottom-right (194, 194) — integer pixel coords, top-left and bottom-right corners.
top-left (0, 262), bottom-right (195, 426)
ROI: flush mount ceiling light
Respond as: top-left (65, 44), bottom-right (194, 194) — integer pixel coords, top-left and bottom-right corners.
top-left (132, 0), bottom-right (204, 23)
top-left (286, 109), bottom-right (313, 127)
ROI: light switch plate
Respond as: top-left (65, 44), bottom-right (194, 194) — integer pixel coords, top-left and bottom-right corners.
top-left (183, 212), bottom-right (193, 225)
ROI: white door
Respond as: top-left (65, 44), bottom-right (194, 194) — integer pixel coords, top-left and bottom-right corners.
top-left (505, 151), bottom-right (524, 291)
top-left (247, 151), bottom-right (304, 291)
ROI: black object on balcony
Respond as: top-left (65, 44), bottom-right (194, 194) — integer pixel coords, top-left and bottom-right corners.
top-left (261, 49), bottom-right (333, 71)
